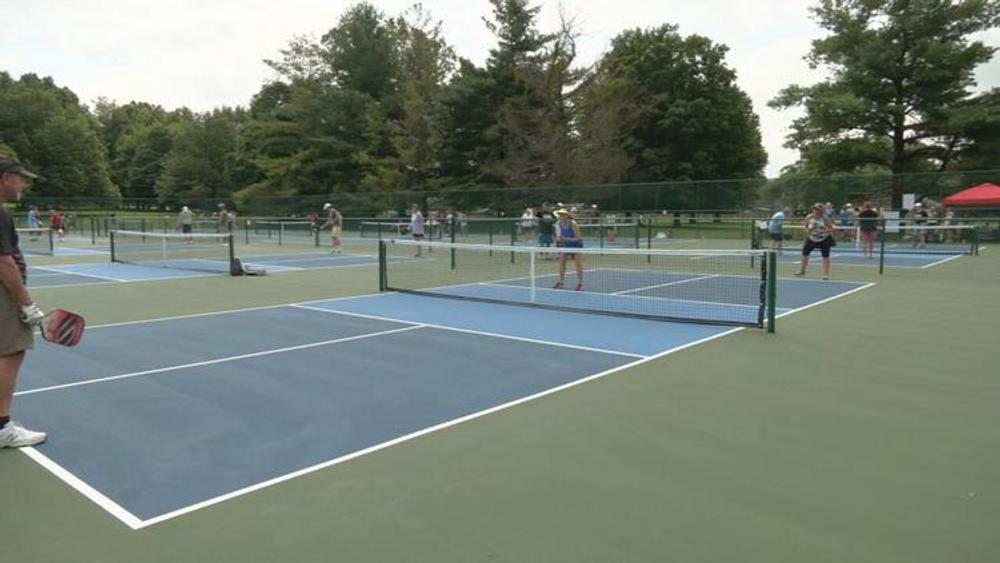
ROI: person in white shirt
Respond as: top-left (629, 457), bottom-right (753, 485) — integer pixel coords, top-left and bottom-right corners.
top-left (410, 204), bottom-right (425, 257)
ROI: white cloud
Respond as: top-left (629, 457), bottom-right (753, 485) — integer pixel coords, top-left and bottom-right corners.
top-left (2, 0), bottom-right (997, 177)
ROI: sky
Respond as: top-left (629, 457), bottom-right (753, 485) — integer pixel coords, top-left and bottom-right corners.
top-left (2, 0), bottom-right (998, 177)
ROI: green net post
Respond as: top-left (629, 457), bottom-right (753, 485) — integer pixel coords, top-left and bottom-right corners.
top-left (378, 241), bottom-right (386, 290)
top-left (767, 251), bottom-right (777, 333)
top-left (510, 221), bottom-right (516, 264)
top-left (632, 221), bottom-right (640, 249)
top-left (973, 226), bottom-right (980, 255)
top-left (278, 223), bottom-right (283, 246)
top-left (140, 218), bottom-right (147, 233)
top-left (450, 216), bottom-right (457, 268)
top-left (228, 232), bottom-right (236, 265)
top-left (878, 220), bottom-right (886, 275)
top-left (90, 216), bottom-right (97, 244)
top-left (109, 230), bottom-right (117, 262)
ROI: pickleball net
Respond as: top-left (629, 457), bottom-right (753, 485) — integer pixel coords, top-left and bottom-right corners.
top-left (379, 240), bottom-right (777, 329)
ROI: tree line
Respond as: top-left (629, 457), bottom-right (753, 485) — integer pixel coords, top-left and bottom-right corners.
top-left (1, 0), bottom-right (997, 211)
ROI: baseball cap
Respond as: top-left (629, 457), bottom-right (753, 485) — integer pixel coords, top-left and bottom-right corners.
top-left (0, 156), bottom-right (38, 179)
top-left (323, 203), bottom-right (332, 210)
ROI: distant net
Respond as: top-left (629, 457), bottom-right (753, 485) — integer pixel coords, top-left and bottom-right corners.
top-left (16, 228), bottom-right (54, 255)
top-left (110, 230), bottom-right (235, 273)
top-left (518, 221), bottom-right (640, 248)
top-left (358, 220), bottom-right (445, 240)
top-left (753, 222), bottom-right (980, 255)
top-left (248, 221), bottom-right (320, 246)
top-left (379, 239), bottom-right (776, 328)
top-left (833, 224), bottom-right (979, 255)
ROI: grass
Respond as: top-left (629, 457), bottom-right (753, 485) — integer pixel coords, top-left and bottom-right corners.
top-left (2, 236), bottom-right (998, 562)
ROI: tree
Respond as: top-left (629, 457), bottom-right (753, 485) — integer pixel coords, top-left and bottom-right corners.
top-left (93, 100), bottom-right (170, 196)
top-left (770, 0), bottom-right (1000, 205)
top-left (0, 73), bottom-right (118, 199)
top-left (580, 25), bottom-right (766, 193)
top-left (156, 108), bottom-right (245, 203)
top-left (374, 5), bottom-right (455, 192)
top-left (437, 0), bottom-right (561, 189)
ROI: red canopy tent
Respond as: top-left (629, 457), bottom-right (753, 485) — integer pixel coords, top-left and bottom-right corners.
top-left (943, 183), bottom-right (1000, 206)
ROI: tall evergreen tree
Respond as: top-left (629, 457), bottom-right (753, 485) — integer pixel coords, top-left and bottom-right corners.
top-left (770, 0), bottom-right (1000, 204)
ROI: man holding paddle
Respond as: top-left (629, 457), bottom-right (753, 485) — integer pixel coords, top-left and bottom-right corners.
top-left (0, 156), bottom-right (47, 447)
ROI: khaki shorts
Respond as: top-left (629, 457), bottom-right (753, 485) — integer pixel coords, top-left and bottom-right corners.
top-left (331, 226), bottom-right (342, 238)
top-left (0, 294), bottom-right (33, 356)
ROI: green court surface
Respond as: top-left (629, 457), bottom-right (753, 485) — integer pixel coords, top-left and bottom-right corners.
top-left (2, 238), bottom-right (998, 563)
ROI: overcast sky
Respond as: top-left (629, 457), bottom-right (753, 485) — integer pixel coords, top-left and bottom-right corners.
top-left (3, 0), bottom-right (998, 177)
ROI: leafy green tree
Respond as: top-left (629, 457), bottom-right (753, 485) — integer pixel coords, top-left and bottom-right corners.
top-left (580, 25), bottom-right (766, 195)
top-left (770, 0), bottom-right (1000, 205)
top-left (437, 0), bottom-right (558, 189)
top-left (0, 73), bottom-right (117, 199)
top-left (93, 100), bottom-right (170, 196)
top-left (156, 108), bottom-right (245, 203)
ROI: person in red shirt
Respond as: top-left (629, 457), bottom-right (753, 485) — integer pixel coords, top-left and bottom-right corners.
top-left (49, 208), bottom-right (65, 242)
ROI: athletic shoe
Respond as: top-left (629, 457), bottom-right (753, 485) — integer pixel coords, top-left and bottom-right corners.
top-left (793, 271), bottom-right (804, 277)
top-left (574, 284), bottom-right (583, 291)
top-left (553, 281), bottom-right (564, 289)
top-left (0, 421), bottom-right (47, 448)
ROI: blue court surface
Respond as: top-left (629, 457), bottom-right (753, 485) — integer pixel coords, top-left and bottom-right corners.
top-left (15, 276), bottom-right (871, 530)
top-left (25, 252), bottom-right (389, 288)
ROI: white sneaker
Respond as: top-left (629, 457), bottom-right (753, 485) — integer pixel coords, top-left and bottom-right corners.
top-left (0, 421), bottom-right (47, 448)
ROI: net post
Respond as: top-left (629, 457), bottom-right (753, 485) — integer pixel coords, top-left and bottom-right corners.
top-left (510, 221), bottom-right (515, 264)
top-left (450, 216), bottom-right (456, 267)
top-left (973, 226), bottom-right (980, 256)
top-left (228, 232), bottom-right (236, 265)
top-left (278, 223), bottom-right (284, 246)
top-left (529, 248), bottom-right (536, 303)
top-left (110, 230), bottom-right (116, 262)
top-left (878, 220), bottom-right (886, 275)
top-left (378, 240), bottom-right (386, 291)
top-left (767, 251), bottom-right (777, 333)
top-left (244, 219), bottom-right (250, 245)
top-left (90, 216), bottom-right (96, 244)
top-left (314, 225), bottom-right (320, 247)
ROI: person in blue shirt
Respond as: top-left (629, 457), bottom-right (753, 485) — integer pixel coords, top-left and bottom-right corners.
top-left (767, 207), bottom-right (791, 254)
top-left (553, 209), bottom-right (584, 291)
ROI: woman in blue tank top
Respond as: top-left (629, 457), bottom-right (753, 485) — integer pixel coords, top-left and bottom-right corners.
top-left (553, 209), bottom-right (584, 290)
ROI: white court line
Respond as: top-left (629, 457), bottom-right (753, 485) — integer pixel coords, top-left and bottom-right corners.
top-left (291, 304), bottom-right (646, 359)
top-left (30, 280), bottom-right (119, 290)
top-left (774, 282), bottom-right (876, 320)
top-left (243, 254), bottom-right (376, 265)
top-left (611, 274), bottom-right (720, 295)
top-left (476, 282), bottom-right (768, 311)
top-left (15, 325), bottom-right (423, 397)
top-left (85, 293), bottom-right (397, 330)
top-left (132, 325), bottom-right (744, 529)
top-left (19, 447), bottom-right (144, 529)
top-left (32, 266), bottom-right (129, 283)
top-left (920, 254), bottom-right (963, 269)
